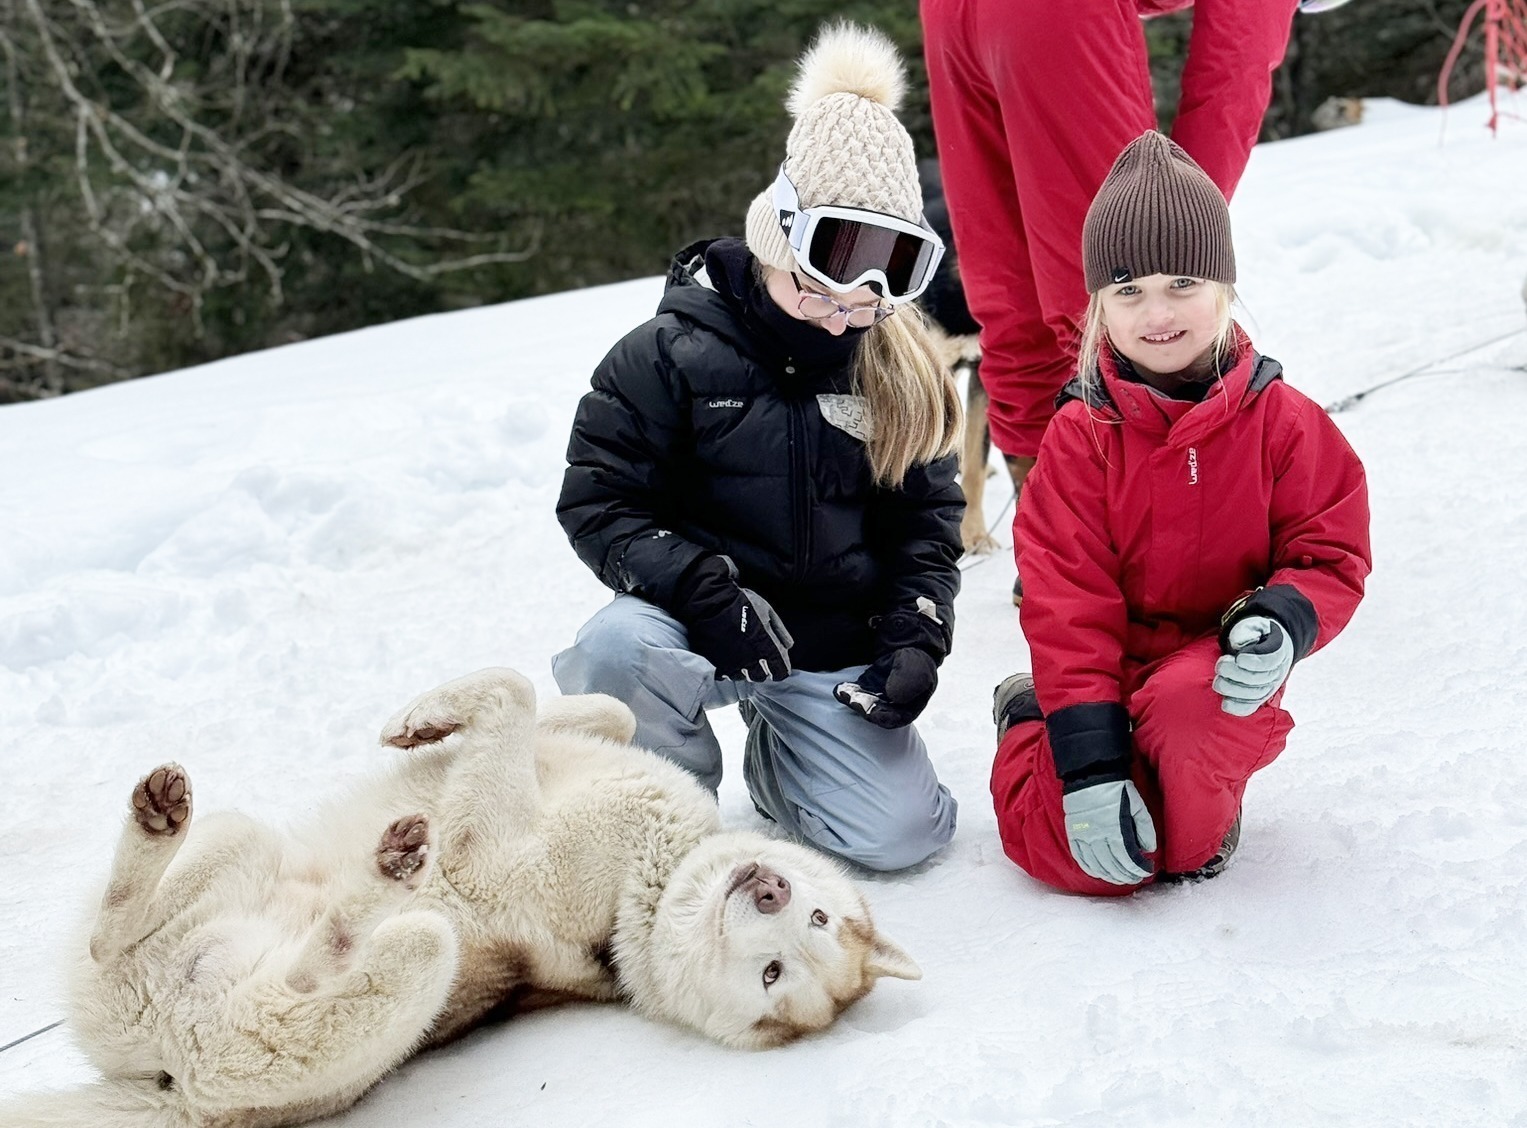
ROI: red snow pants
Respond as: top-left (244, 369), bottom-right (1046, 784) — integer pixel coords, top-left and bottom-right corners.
top-left (921, 0), bottom-right (1296, 459)
top-left (990, 637), bottom-right (1294, 896)
top-left (922, 0), bottom-right (1156, 459)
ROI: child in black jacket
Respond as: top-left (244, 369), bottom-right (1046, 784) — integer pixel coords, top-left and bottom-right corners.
top-left (555, 23), bottom-right (964, 871)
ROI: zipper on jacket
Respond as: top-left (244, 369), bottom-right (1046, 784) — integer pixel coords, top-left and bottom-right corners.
top-left (787, 391), bottom-right (811, 582)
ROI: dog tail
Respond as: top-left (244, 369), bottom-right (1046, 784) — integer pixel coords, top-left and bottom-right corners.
top-left (0, 1080), bottom-right (190, 1128)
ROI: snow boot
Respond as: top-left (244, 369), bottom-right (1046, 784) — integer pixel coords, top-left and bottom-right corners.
top-left (1160, 810), bottom-right (1242, 883)
top-left (992, 672), bottom-right (1041, 743)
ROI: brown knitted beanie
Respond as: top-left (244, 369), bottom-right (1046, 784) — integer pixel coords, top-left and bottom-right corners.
top-left (1082, 131), bottom-right (1235, 293)
top-left (744, 22), bottom-right (922, 273)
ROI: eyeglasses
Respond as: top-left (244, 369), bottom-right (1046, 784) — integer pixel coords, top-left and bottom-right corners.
top-left (791, 273), bottom-right (895, 328)
top-left (771, 164), bottom-right (944, 304)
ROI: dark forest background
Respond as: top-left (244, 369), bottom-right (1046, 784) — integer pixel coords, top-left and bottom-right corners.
top-left (0, 0), bottom-right (1490, 400)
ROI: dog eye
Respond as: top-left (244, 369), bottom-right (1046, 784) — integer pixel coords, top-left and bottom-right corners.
top-left (811, 909), bottom-right (828, 927)
top-left (762, 960), bottom-right (782, 987)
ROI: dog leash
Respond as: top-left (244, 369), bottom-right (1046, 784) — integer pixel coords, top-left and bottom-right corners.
top-left (1324, 326), bottom-right (1525, 413)
top-left (0, 1019), bottom-right (63, 1056)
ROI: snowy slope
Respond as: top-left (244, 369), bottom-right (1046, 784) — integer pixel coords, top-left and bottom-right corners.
top-left (2, 94), bottom-right (1525, 1127)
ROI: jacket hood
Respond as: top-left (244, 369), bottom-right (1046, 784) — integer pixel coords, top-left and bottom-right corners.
top-left (659, 237), bottom-right (755, 347)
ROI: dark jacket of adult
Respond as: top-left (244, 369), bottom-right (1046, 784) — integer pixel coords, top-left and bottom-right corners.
top-left (558, 237), bottom-right (964, 673)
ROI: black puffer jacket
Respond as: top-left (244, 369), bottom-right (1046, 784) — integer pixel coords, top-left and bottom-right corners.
top-left (558, 237), bottom-right (963, 672)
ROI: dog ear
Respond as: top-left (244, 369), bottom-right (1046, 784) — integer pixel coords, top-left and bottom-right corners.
top-left (864, 934), bottom-right (921, 981)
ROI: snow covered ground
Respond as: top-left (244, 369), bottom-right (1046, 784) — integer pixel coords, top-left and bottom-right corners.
top-left (2, 93), bottom-right (1525, 1127)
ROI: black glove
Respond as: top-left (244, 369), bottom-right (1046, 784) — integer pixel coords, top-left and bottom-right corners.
top-left (675, 556), bottom-right (794, 682)
top-left (833, 602), bottom-right (952, 729)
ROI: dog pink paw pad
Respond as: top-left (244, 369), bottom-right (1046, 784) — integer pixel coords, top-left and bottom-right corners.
top-left (383, 721), bottom-right (461, 749)
top-left (132, 765), bottom-right (191, 836)
top-left (377, 814), bottom-right (431, 883)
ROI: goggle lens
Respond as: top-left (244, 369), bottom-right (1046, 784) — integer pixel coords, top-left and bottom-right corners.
top-left (808, 216), bottom-right (938, 299)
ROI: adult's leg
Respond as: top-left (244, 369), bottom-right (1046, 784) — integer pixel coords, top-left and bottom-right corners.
top-left (1128, 637), bottom-right (1294, 872)
top-left (923, 0), bottom-right (1052, 464)
top-left (552, 595), bottom-right (733, 792)
top-left (994, 0), bottom-right (1156, 432)
top-left (740, 669), bottom-right (957, 872)
top-left (924, 0), bottom-right (1155, 461)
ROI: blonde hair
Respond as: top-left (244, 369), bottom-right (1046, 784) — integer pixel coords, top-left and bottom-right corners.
top-left (854, 303), bottom-right (963, 486)
top-left (1075, 280), bottom-right (1238, 396)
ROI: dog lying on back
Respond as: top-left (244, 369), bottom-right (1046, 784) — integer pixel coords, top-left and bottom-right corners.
top-left (2, 667), bottom-right (919, 1128)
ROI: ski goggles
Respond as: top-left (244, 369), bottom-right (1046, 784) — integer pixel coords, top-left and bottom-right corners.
top-left (770, 165), bottom-right (944, 305)
top-left (1297, 0), bottom-right (1353, 11)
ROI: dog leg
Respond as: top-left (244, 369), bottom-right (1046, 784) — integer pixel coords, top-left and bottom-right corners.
top-left (958, 359), bottom-right (1000, 555)
top-left (88, 764), bottom-right (193, 963)
top-left (286, 813), bottom-right (435, 996)
top-left (536, 692), bottom-right (637, 744)
top-left (379, 669), bottom-right (540, 893)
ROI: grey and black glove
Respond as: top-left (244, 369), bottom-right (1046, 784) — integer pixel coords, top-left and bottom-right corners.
top-left (1213, 615), bottom-right (1294, 716)
top-left (834, 600), bottom-right (952, 729)
top-left (676, 556), bottom-right (794, 682)
top-left (1049, 702), bottom-right (1156, 886)
top-left (1063, 781), bottom-right (1157, 886)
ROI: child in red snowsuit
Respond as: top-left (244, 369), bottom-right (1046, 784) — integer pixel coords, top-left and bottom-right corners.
top-left (990, 131), bottom-right (1371, 895)
top-left (921, 0), bottom-right (1301, 517)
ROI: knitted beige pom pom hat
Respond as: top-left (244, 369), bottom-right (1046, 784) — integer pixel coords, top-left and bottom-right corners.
top-left (1082, 130), bottom-right (1236, 293)
top-left (744, 22), bottom-right (923, 276)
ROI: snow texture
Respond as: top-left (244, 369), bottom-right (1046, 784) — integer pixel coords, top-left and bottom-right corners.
top-left (2, 93), bottom-right (1526, 1127)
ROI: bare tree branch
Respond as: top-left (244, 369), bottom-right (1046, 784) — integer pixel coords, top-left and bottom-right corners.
top-left (18, 0), bottom-right (536, 333)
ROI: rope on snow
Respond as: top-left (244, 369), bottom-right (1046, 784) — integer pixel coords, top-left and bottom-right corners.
top-left (1324, 326), bottom-right (1526, 413)
top-left (0, 1019), bottom-right (63, 1056)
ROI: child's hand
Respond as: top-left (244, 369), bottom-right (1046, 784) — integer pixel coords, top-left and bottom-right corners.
top-left (1062, 781), bottom-right (1156, 885)
top-left (1213, 615), bottom-right (1293, 716)
top-left (833, 603), bottom-right (951, 729)
top-left (834, 647), bottom-right (938, 729)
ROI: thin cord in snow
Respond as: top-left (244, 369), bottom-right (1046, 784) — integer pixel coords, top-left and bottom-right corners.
top-left (0, 1019), bottom-right (63, 1056)
top-left (1325, 327), bottom-right (1526, 414)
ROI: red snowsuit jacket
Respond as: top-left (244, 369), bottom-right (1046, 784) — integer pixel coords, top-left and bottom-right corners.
top-left (1015, 330), bottom-right (1371, 780)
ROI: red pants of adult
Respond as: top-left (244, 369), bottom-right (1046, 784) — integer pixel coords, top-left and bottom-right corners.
top-left (921, 0), bottom-right (1296, 459)
top-left (990, 637), bottom-right (1294, 896)
top-left (922, 0), bottom-right (1155, 459)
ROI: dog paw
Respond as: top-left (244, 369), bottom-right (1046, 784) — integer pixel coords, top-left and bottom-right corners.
top-left (379, 715), bottom-right (462, 749)
top-left (379, 667), bottom-right (536, 748)
top-left (377, 814), bottom-right (431, 885)
top-left (959, 525), bottom-right (1000, 557)
top-left (132, 765), bottom-right (191, 836)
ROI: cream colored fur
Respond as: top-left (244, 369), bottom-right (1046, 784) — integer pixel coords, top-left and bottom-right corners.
top-left (2, 668), bottom-right (919, 1128)
top-left (786, 20), bottom-right (906, 114)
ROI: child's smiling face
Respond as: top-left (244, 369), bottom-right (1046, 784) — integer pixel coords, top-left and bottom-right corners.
top-left (1098, 274), bottom-right (1223, 380)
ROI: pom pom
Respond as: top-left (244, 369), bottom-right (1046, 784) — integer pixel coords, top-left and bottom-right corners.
top-left (786, 21), bottom-right (905, 117)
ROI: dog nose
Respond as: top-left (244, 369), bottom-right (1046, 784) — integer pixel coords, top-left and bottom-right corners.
top-left (751, 867), bottom-right (790, 914)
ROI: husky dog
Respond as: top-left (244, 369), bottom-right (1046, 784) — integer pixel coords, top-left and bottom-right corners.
top-left (2, 667), bottom-right (919, 1128)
